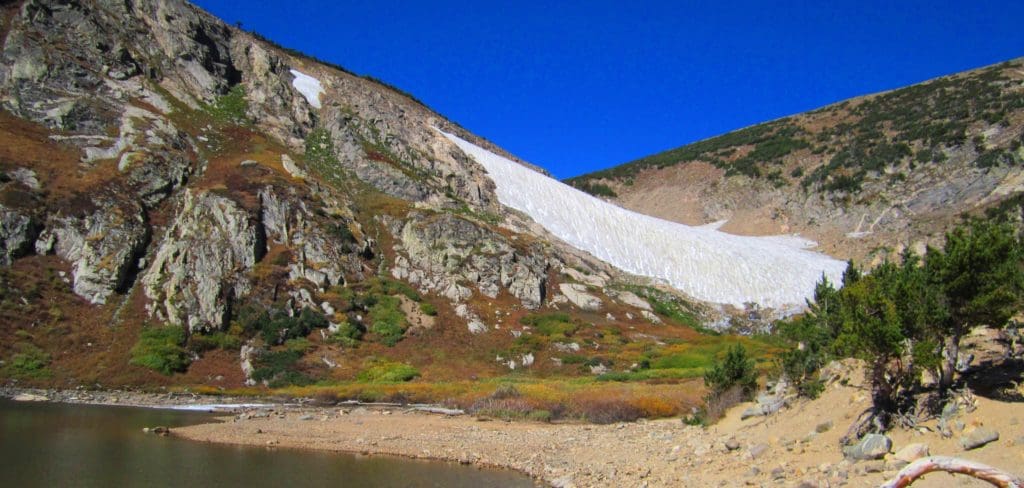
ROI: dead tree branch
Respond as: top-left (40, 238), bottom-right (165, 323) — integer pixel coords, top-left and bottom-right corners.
top-left (881, 456), bottom-right (1024, 488)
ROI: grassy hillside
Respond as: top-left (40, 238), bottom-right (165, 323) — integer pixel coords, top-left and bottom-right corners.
top-left (568, 58), bottom-right (1024, 196)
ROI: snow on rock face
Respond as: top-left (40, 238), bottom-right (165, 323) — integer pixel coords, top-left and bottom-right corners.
top-left (439, 130), bottom-right (847, 309)
top-left (289, 69), bottom-right (323, 109)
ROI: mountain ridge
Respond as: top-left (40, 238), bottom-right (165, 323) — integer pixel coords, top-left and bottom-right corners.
top-left (568, 56), bottom-right (1024, 263)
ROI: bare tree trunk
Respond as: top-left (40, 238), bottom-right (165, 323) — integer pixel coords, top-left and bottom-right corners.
top-left (881, 456), bottom-right (1024, 488)
top-left (940, 333), bottom-right (962, 392)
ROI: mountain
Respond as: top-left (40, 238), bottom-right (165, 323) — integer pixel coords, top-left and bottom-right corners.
top-left (568, 58), bottom-right (1024, 264)
top-left (0, 0), bottom-right (822, 392)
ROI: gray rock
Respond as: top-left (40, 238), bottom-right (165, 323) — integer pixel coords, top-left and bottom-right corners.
top-left (392, 212), bottom-right (548, 310)
top-left (960, 427), bottom-right (999, 450)
top-left (862, 460), bottom-right (885, 473)
top-left (0, 204), bottom-right (40, 265)
top-left (741, 406), bottom-right (764, 420)
top-left (725, 438), bottom-right (741, 451)
top-left (143, 190), bottom-right (261, 332)
top-left (613, 290), bottom-right (651, 310)
top-left (748, 443), bottom-right (769, 459)
top-left (559, 283), bottom-right (602, 311)
top-left (260, 187), bottom-right (361, 289)
top-left (843, 434), bottom-right (891, 460)
top-left (893, 443), bottom-right (929, 462)
top-left (281, 154), bottom-right (307, 179)
top-left (36, 197), bottom-right (148, 304)
top-left (815, 420), bottom-right (833, 433)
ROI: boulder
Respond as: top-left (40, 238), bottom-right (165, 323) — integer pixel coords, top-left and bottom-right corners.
top-left (748, 443), bottom-right (769, 459)
top-left (960, 427), bottom-right (999, 450)
top-left (843, 434), bottom-right (891, 460)
top-left (559, 283), bottom-right (602, 311)
top-left (281, 154), bottom-right (308, 179)
top-left (893, 443), bottom-right (929, 462)
top-left (613, 290), bottom-right (651, 310)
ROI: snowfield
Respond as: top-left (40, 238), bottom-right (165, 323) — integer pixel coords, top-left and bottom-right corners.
top-left (440, 130), bottom-right (847, 309)
top-left (289, 69), bottom-right (323, 109)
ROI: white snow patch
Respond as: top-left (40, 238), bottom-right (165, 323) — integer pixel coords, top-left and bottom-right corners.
top-left (439, 130), bottom-right (847, 309)
top-left (289, 69), bottom-right (323, 109)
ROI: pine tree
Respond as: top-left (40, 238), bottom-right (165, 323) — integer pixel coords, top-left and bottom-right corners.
top-left (926, 219), bottom-right (1024, 391)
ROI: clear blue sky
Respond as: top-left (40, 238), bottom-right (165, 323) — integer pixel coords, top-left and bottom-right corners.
top-left (193, 0), bottom-right (1024, 179)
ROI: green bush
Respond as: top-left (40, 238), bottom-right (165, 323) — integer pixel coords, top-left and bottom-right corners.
top-left (254, 307), bottom-right (329, 345)
top-left (251, 349), bottom-right (312, 387)
top-left (4, 342), bottom-right (51, 379)
top-left (130, 326), bottom-right (190, 376)
top-left (357, 360), bottom-right (420, 382)
top-left (703, 343), bottom-right (758, 399)
top-left (327, 320), bottom-right (364, 347)
top-left (369, 295), bottom-right (406, 346)
top-left (574, 182), bottom-right (618, 198)
top-left (189, 331), bottom-right (242, 352)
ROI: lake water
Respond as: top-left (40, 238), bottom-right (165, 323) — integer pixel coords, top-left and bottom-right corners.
top-left (0, 399), bottom-right (534, 487)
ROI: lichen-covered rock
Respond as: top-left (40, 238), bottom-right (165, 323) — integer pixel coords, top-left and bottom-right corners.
top-left (35, 197), bottom-right (149, 304)
top-left (391, 212), bottom-right (548, 308)
top-left (143, 190), bottom-right (263, 332)
top-left (0, 204), bottom-right (40, 265)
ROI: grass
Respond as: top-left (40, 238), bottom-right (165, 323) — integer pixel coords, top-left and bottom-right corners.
top-left (357, 360), bottom-right (421, 383)
top-left (202, 85), bottom-right (249, 125)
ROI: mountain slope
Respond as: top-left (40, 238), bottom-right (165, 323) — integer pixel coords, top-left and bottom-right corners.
top-left (442, 130), bottom-right (845, 309)
top-left (568, 58), bottom-right (1024, 263)
top-left (0, 0), bottom-right (781, 395)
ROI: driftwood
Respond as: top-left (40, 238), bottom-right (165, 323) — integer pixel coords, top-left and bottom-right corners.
top-left (880, 456), bottom-right (1024, 488)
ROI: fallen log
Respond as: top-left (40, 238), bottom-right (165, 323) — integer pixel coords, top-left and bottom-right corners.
top-left (880, 456), bottom-right (1024, 488)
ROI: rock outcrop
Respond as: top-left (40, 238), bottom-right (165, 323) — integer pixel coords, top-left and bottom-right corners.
top-left (143, 190), bottom-right (263, 332)
top-left (259, 186), bottom-right (363, 289)
top-left (0, 204), bottom-right (40, 265)
top-left (390, 212), bottom-right (548, 308)
top-left (35, 196), bottom-right (148, 304)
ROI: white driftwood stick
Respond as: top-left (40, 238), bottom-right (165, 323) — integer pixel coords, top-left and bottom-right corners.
top-left (880, 456), bottom-right (1024, 488)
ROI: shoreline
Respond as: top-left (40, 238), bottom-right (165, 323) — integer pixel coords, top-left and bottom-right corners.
top-left (0, 386), bottom-right (285, 412)
top-left (5, 385), bottom-right (1023, 487)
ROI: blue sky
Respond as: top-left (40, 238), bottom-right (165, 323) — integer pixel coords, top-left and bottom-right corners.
top-left (193, 1), bottom-right (1024, 179)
